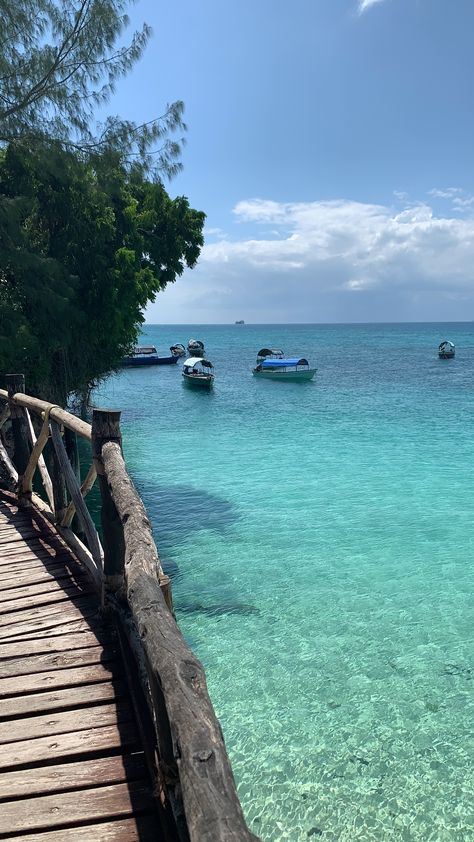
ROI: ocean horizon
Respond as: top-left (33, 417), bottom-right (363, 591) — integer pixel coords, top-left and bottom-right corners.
top-left (95, 322), bottom-right (473, 841)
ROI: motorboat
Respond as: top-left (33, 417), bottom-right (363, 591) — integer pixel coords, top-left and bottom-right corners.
top-left (253, 348), bottom-right (316, 381)
top-left (438, 340), bottom-right (455, 359)
top-left (256, 348), bottom-right (284, 362)
top-left (121, 346), bottom-right (180, 367)
top-left (170, 343), bottom-right (186, 357)
top-left (182, 357), bottom-right (214, 387)
top-left (187, 338), bottom-right (205, 356)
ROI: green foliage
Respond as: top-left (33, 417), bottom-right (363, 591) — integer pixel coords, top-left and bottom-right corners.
top-left (0, 0), bottom-right (185, 177)
top-left (0, 145), bottom-right (205, 403)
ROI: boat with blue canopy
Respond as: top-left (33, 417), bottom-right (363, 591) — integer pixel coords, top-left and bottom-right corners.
top-left (253, 348), bottom-right (316, 381)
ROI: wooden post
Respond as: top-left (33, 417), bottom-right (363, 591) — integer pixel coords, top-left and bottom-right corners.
top-left (47, 433), bottom-right (68, 521)
top-left (91, 409), bottom-right (125, 597)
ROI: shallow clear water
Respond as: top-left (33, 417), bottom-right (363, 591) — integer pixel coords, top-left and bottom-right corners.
top-left (95, 323), bottom-right (474, 841)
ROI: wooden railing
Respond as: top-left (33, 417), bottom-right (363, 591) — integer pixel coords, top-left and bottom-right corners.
top-left (0, 375), bottom-right (259, 842)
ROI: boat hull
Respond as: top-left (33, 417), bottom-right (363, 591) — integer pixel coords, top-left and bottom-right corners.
top-left (253, 368), bottom-right (316, 381)
top-left (122, 355), bottom-right (179, 367)
top-left (438, 351), bottom-right (455, 359)
top-left (183, 373), bottom-right (214, 387)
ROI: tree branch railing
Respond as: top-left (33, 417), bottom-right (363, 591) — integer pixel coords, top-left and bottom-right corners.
top-left (0, 377), bottom-right (258, 842)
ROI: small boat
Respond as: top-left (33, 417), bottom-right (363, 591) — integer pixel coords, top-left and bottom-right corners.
top-left (253, 348), bottom-right (316, 381)
top-left (235, 320), bottom-right (245, 325)
top-left (170, 343), bottom-right (186, 357)
top-left (256, 348), bottom-right (284, 361)
top-left (121, 346), bottom-right (180, 367)
top-left (438, 340), bottom-right (455, 359)
top-left (187, 338), bottom-right (205, 356)
top-left (182, 357), bottom-right (214, 387)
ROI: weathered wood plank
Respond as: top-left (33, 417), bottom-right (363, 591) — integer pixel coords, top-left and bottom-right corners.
top-left (0, 752), bottom-right (147, 801)
top-left (2, 615), bottom-right (103, 640)
top-left (0, 781), bottom-right (155, 834)
top-left (0, 566), bottom-right (88, 592)
top-left (0, 546), bottom-right (69, 562)
top-left (0, 720), bottom-right (139, 771)
top-left (0, 578), bottom-right (92, 605)
top-left (0, 816), bottom-right (159, 842)
top-left (0, 679), bottom-right (126, 719)
top-left (0, 645), bottom-right (115, 678)
top-left (0, 701), bottom-right (133, 745)
top-left (0, 630), bottom-right (110, 659)
top-left (0, 583), bottom-right (95, 615)
top-left (0, 660), bottom-right (120, 698)
top-left (0, 595), bottom-right (98, 630)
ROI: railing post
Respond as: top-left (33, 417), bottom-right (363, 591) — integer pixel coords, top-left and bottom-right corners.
top-left (5, 374), bottom-right (30, 502)
top-left (91, 409), bottom-right (125, 597)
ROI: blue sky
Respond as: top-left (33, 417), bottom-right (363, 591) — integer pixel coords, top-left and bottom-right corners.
top-left (109, 0), bottom-right (474, 323)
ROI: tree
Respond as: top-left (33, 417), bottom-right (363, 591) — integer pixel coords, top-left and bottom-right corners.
top-left (0, 0), bottom-right (185, 177)
top-left (0, 145), bottom-right (205, 403)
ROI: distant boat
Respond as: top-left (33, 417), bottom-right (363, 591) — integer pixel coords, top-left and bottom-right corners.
top-left (252, 348), bottom-right (316, 381)
top-left (121, 346), bottom-right (180, 367)
top-left (170, 343), bottom-right (186, 357)
top-left (187, 338), bottom-right (205, 356)
top-left (182, 357), bottom-right (214, 388)
top-left (235, 320), bottom-right (245, 325)
top-left (438, 340), bottom-right (455, 359)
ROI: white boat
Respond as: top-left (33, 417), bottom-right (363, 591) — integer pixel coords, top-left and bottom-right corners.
top-left (170, 343), bottom-right (186, 357)
top-left (253, 348), bottom-right (316, 381)
top-left (438, 340), bottom-right (455, 359)
top-left (187, 338), bottom-right (205, 356)
top-left (182, 357), bottom-right (214, 387)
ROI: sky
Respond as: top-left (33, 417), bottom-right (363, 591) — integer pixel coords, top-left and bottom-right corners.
top-left (108, 0), bottom-right (474, 323)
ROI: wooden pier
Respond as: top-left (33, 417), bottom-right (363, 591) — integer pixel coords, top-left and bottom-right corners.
top-left (0, 377), bottom-right (258, 842)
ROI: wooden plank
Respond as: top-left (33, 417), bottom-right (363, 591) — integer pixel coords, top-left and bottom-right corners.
top-left (0, 541), bottom-right (46, 554)
top-left (0, 546), bottom-right (69, 562)
top-left (0, 700), bottom-right (133, 745)
top-left (0, 583), bottom-right (95, 615)
top-left (0, 645), bottom-right (116, 678)
top-left (0, 578), bottom-right (92, 605)
top-left (2, 615), bottom-right (103, 640)
top-left (0, 566), bottom-right (87, 592)
top-left (0, 781), bottom-right (155, 834)
top-left (0, 752), bottom-right (147, 800)
top-left (0, 555), bottom-right (75, 576)
top-left (0, 679), bottom-right (126, 719)
top-left (0, 629), bottom-right (110, 659)
top-left (0, 661), bottom-right (121, 698)
top-left (0, 816), bottom-right (159, 842)
top-left (0, 594), bottom-right (98, 630)
top-left (0, 720), bottom-right (140, 771)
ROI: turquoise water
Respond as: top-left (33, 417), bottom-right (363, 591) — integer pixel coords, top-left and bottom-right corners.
top-left (95, 324), bottom-right (474, 841)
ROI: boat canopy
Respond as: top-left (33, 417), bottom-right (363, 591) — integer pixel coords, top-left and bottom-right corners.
top-left (261, 357), bottom-right (309, 368)
top-left (439, 340), bottom-right (455, 350)
top-left (132, 346), bottom-right (157, 355)
top-left (257, 348), bottom-right (284, 358)
top-left (183, 357), bottom-right (214, 368)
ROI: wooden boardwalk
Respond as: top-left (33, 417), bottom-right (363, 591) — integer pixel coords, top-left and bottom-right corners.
top-left (0, 492), bottom-right (162, 841)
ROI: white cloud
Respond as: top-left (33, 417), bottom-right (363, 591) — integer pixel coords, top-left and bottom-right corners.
top-left (358, 0), bottom-right (388, 14)
top-left (428, 187), bottom-right (463, 199)
top-left (146, 194), bottom-right (474, 324)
